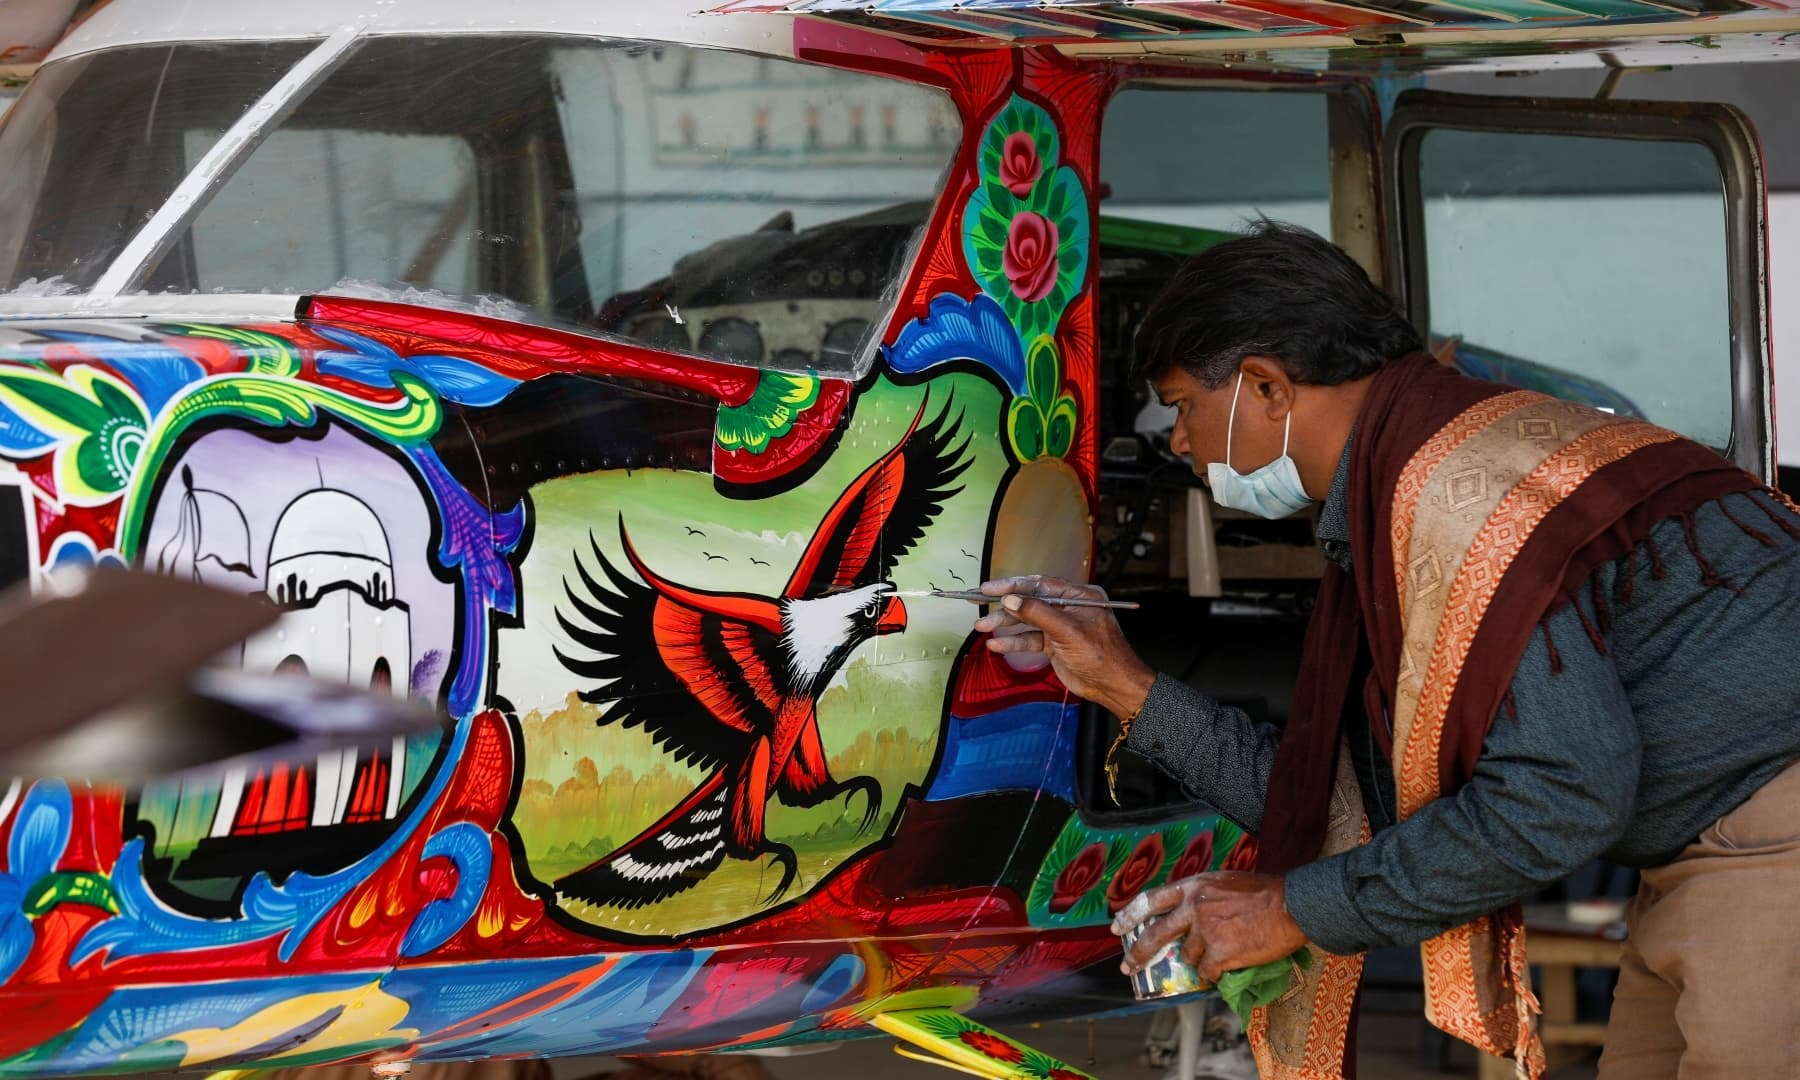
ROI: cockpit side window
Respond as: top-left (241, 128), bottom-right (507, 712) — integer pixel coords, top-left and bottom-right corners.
top-left (554, 47), bottom-right (957, 375)
top-left (0, 42), bottom-right (314, 293)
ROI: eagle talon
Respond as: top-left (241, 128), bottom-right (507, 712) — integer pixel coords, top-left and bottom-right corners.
top-left (842, 777), bottom-right (882, 835)
top-left (760, 843), bottom-right (799, 905)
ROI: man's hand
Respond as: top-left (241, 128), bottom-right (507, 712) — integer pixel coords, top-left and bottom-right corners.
top-left (1109, 871), bottom-right (1308, 984)
top-left (975, 575), bottom-right (1156, 719)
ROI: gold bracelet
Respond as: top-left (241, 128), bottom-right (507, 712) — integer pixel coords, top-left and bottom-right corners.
top-left (1104, 702), bottom-right (1142, 803)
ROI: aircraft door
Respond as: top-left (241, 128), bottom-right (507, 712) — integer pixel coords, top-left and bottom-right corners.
top-left (1385, 90), bottom-right (1771, 478)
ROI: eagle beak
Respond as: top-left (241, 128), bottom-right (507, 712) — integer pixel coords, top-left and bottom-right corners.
top-left (876, 594), bottom-right (908, 635)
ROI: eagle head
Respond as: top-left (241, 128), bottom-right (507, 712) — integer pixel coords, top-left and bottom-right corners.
top-left (780, 583), bottom-right (905, 692)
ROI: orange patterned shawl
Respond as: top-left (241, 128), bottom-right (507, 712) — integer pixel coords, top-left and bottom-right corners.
top-left (1248, 355), bottom-right (1760, 1079)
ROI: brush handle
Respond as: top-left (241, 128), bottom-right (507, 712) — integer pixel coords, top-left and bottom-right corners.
top-left (913, 589), bottom-right (1140, 610)
top-left (1029, 595), bottom-right (1141, 611)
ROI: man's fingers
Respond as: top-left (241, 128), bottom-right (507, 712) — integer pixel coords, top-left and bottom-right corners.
top-left (972, 608), bottom-right (1023, 633)
top-left (983, 629), bottom-right (1047, 655)
top-left (1184, 934), bottom-right (1217, 981)
top-left (1124, 908), bottom-right (1193, 970)
top-left (1110, 883), bottom-right (1186, 936)
top-left (999, 592), bottom-right (1082, 632)
top-left (979, 575), bottom-right (1045, 597)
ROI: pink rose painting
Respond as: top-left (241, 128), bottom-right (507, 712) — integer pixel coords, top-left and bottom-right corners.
top-left (1106, 833), bottom-right (1166, 913)
top-left (999, 131), bottom-right (1042, 197)
top-left (1222, 835), bottom-right (1259, 873)
top-left (1003, 211), bottom-right (1060, 304)
top-left (1048, 842), bottom-right (1107, 914)
top-left (1170, 832), bottom-right (1215, 882)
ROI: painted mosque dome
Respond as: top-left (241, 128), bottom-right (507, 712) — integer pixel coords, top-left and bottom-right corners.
top-left (268, 490), bottom-right (394, 568)
top-left (265, 490), bottom-right (398, 606)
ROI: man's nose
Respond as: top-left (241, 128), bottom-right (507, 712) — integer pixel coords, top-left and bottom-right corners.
top-left (1169, 423), bottom-right (1189, 456)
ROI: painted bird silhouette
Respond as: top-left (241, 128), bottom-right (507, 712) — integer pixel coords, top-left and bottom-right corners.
top-left (552, 399), bottom-right (970, 909)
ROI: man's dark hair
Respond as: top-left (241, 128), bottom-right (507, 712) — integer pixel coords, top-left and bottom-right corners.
top-left (1132, 220), bottom-right (1422, 389)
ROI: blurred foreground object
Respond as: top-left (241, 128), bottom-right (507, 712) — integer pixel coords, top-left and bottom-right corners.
top-left (0, 567), bottom-right (438, 780)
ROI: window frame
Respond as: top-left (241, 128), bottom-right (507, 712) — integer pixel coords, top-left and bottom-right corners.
top-left (1385, 89), bottom-right (1770, 479)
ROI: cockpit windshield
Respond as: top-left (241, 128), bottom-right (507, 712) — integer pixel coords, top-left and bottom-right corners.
top-left (0, 35), bottom-right (961, 373)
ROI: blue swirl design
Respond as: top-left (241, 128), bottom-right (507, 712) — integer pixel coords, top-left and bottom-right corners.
top-left (0, 392), bottom-right (54, 456)
top-left (314, 326), bottom-right (521, 407)
top-left (410, 446), bottom-right (526, 718)
top-left (25, 332), bottom-right (205, 418)
top-left (417, 951), bottom-right (710, 1060)
top-left (400, 822), bottom-right (492, 958)
top-left (0, 780), bottom-right (72, 985)
top-left (884, 293), bottom-right (1027, 394)
top-left (377, 957), bottom-right (599, 1039)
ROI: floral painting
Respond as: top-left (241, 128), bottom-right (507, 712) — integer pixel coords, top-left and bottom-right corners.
top-left (1028, 814), bottom-right (1250, 928)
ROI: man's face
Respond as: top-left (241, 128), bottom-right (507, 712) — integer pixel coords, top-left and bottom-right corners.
top-left (1152, 365), bottom-right (1290, 483)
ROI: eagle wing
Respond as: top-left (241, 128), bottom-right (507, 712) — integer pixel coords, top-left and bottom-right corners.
top-left (783, 396), bottom-right (972, 599)
top-left (554, 525), bottom-right (788, 774)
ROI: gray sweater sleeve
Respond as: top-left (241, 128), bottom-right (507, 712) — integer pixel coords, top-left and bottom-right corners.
top-left (1125, 674), bottom-right (1280, 833)
top-left (1283, 590), bottom-right (1641, 954)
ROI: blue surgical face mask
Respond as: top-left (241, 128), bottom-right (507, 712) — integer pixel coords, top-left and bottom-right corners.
top-left (1205, 372), bottom-right (1314, 520)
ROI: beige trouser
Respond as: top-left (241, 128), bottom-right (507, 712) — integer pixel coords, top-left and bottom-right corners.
top-left (1597, 759), bottom-right (1800, 1079)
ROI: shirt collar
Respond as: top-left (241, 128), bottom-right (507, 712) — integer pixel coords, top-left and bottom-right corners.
top-left (1317, 431), bottom-right (1354, 570)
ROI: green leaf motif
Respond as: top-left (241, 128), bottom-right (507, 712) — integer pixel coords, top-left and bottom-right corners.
top-left (1154, 822), bottom-right (1191, 886)
top-left (22, 871), bottom-right (118, 917)
top-left (1030, 815), bottom-right (1232, 930)
top-left (1045, 396), bottom-right (1077, 460)
top-left (73, 416), bottom-right (143, 496)
top-left (1026, 336), bottom-right (1059, 411)
top-left (1213, 818), bottom-right (1246, 869)
top-left (0, 369), bottom-right (110, 432)
top-left (981, 173), bottom-right (1015, 213)
top-left (1104, 832), bottom-right (1135, 872)
top-left (1005, 337), bottom-right (1079, 463)
top-left (165, 323), bottom-right (302, 377)
top-left (0, 365), bottom-right (150, 504)
top-left (912, 1008), bottom-right (978, 1041)
top-left (1007, 397), bottom-right (1045, 462)
top-left (716, 371), bottom-right (822, 454)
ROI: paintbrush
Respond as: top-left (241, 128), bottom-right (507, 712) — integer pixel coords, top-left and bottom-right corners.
top-left (895, 588), bottom-right (1141, 610)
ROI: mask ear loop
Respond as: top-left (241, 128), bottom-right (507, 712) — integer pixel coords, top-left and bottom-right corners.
top-left (1282, 407), bottom-right (1292, 459)
top-left (1225, 370), bottom-right (1244, 470)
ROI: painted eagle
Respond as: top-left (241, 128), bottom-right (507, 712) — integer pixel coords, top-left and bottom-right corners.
top-left (552, 399), bottom-right (971, 908)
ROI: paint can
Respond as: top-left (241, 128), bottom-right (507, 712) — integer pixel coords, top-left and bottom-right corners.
top-left (1122, 919), bottom-right (1205, 1001)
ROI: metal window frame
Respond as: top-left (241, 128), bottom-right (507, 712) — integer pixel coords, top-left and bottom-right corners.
top-left (1385, 89), bottom-right (1770, 479)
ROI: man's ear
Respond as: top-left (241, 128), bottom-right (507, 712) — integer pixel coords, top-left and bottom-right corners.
top-left (1236, 355), bottom-right (1295, 420)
